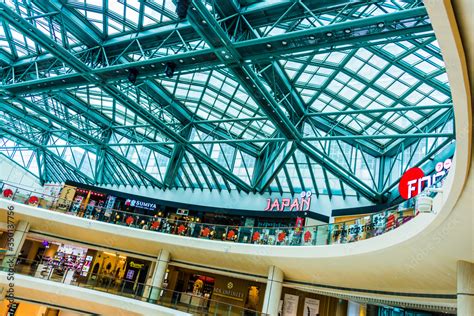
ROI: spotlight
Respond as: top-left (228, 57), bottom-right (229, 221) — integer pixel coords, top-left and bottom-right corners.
top-left (127, 68), bottom-right (139, 85)
top-left (176, 0), bottom-right (189, 19)
top-left (164, 62), bottom-right (176, 78)
top-left (377, 22), bottom-right (385, 28)
top-left (326, 32), bottom-right (333, 37)
top-left (344, 28), bottom-right (351, 34)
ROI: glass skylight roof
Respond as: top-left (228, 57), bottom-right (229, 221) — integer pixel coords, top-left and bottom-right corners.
top-left (0, 0), bottom-right (455, 202)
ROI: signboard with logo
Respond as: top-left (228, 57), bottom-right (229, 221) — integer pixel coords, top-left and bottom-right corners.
top-left (398, 158), bottom-right (452, 199)
top-left (213, 281), bottom-right (245, 301)
top-left (125, 199), bottom-right (157, 211)
top-left (265, 191), bottom-right (312, 212)
top-left (177, 208), bottom-right (189, 216)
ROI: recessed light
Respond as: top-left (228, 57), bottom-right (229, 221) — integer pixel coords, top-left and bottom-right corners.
top-left (266, 43), bottom-right (272, 48)
top-left (344, 28), bottom-right (351, 34)
top-left (326, 32), bottom-right (333, 37)
top-left (282, 41), bottom-right (287, 45)
top-left (309, 35), bottom-right (315, 40)
top-left (377, 22), bottom-right (385, 28)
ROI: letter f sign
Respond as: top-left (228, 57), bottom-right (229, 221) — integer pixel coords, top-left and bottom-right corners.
top-left (407, 179), bottom-right (417, 199)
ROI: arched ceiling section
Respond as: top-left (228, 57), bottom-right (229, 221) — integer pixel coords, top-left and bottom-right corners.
top-left (0, 0), bottom-right (455, 203)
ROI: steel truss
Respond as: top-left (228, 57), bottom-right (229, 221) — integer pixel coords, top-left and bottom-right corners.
top-left (0, 0), bottom-right (455, 202)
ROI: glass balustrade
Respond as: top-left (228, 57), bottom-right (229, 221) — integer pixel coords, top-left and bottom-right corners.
top-left (0, 180), bottom-right (443, 247)
top-left (2, 258), bottom-right (262, 316)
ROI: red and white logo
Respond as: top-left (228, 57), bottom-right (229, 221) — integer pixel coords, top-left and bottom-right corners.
top-left (398, 158), bottom-right (452, 200)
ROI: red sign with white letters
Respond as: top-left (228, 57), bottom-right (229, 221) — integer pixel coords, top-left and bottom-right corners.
top-left (398, 158), bottom-right (452, 200)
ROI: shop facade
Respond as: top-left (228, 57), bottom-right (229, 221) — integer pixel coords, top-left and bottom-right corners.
top-left (55, 181), bottom-right (328, 232)
top-left (164, 265), bottom-right (266, 315)
top-left (16, 237), bottom-right (152, 297)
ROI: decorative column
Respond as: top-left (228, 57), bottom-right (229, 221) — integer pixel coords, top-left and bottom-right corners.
top-left (148, 249), bottom-right (170, 303)
top-left (1, 221), bottom-right (30, 269)
top-left (457, 260), bottom-right (474, 315)
top-left (262, 265), bottom-right (284, 316)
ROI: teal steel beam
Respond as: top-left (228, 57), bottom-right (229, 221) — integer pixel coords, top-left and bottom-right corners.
top-left (299, 141), bottom-right (380, 201)
top-left (306, 104), bottom-right (453, 117)
top-left (1, 7), bottom-right (432, 96)
top-left (0, 126), bottom-right (94, 183)
top-left (163, 127), bottom-right (191, 188)
top-left (35, 0), bottom-right (103, 46)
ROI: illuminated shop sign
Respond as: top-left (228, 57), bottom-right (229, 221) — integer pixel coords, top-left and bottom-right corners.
top-left (125, 199), bottom-right (157, 210)
top-left (129, 261), bottom-right (145, 269)
top-left (264, 191), bottom-right (312, 212)
top-left (213, 282), bottom-right (244, 300)
top-left (398, 158), bottom-right (452, 200)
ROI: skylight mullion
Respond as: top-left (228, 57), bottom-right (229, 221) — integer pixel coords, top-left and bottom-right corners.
top-left (292, 155), bottom-right (305, 192)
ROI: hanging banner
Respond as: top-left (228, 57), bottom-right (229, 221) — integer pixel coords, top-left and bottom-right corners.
top-left (295, 217), bottom-right (304, 234)
top-left (283, 294), bottom-right (299, 316)
top-left (303, 298), bottom-right (320, 316)
top-left (104, 196), bottom-right (116, 217)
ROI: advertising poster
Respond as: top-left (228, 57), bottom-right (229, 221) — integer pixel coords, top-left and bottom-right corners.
top-left (303, 298), bottom-right (320, 316)
top-left (283, 293), bottom-right (299, 316)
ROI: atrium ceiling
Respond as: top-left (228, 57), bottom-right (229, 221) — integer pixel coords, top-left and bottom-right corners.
top-left (0, 0), bottom-right (455, 203)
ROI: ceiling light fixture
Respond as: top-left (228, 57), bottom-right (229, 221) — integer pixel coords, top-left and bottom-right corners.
top-left (127, 68), bottom-right (139, 85)
top-left (164, 62), bottom-right (177, 78)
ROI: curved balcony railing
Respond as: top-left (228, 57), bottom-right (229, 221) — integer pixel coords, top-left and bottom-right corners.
top-left (1, 258), bottom-right (262, 316)
top-left (0, 180), bottom-right (443, 246)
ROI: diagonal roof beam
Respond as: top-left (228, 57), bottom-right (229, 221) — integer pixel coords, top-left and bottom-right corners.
top-left (1, 6), bottom-right (432, 95)
top-left (0, 4), bottom-right (252, 191)
top-left (0, 126), bottom-right (93, 183)
top-left (35, 0), bottom-right (103, 46)
top-left (188, 0), bottom-right (381, 201)
top-left (0, 98), bottom-right (165, 188)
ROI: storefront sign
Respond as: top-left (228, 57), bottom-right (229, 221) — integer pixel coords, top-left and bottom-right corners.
top-left (177, 208), bottom-right (189, 216)
top-left (398, 158), bottom-right (452, 199)
top-left (125, 199), bottom-right (157, 210)
top-left (213, 279), bottom-right (245, 301)
top-left (283, 293), bottom-right (299, 316)
top-left (129, 261), bottom-right (144, 269)
top-left (265, 191), bottom-right (312, 212)
top-left (213, 285), bottom-right (245, 300)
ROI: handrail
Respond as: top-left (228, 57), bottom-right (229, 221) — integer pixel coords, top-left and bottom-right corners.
top-left (0, 178), bottom-right (446, 246)
top-left (2, 257), bottom-right (263, 315)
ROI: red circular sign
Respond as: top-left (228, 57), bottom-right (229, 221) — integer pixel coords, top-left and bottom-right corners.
top-left (399, 167), bottom-right (425, 199)
top-left (125, 216), bottom-right (134, 225)
top-left (3, 189), bottom-right (13, 198)
top-left (28, 196), bottom-right (39, 205)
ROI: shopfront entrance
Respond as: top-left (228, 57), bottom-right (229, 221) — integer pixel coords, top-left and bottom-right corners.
top-left (167, 266), bottom-right (265, 315)
top-left (18, 237), bottom-right (152, 297)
